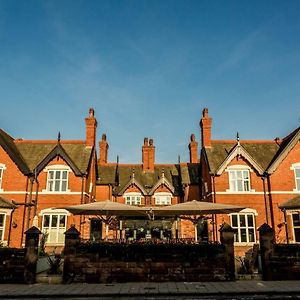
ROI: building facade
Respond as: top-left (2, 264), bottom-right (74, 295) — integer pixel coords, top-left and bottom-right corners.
top-left (0, 109), bottom-right (98, 249)
top-left (0, 107), bottom-right (299, 256)
top-left (200, 108), bottom-right (300, 255)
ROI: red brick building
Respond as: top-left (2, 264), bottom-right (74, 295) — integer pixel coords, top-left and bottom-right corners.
top-left (95, 134), bottom-right (200, 240)
top-left (200, 108), bottom-right (300, 254)
top-left (1, 107), bottom-right (299, 256)
top-left (0, 109), bottom-right (97, 249)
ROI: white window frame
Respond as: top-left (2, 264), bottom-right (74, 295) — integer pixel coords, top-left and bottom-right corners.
top-left (154, 192), bottom-right (172, 205)
top-left (230, 209), bottom-right (257, 244)
top-left (226, 165), bottom-right (252, 193)
top-left (291, 212), bottom-right (300, 243)
top-left (0, 212), bottom-right (6, 241)
top-left (291, 163), bottom-right (300, 192)
top-left (40, 208), bottom-right (69, 245)
top-left (124, 192), bottom-right (142, 206)
top-left (0, 163), bottom-right (7, 191)
top-left (44, 165), bottom-right (71, 193)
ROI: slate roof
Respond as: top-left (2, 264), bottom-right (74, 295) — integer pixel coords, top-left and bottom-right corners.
top-left (279, 195), bottom-right (300, 210)
top-left (0, 196), bottom-right (16, 209)
top-left (16, 142), bottom-right (92, 174)
top-left (97, 163), bottom-right (199, 196)
top-left (0, 128), bottom-right (93, 176)
top-left (0, 129), bottom-right (30, 175)
top-left (267, 127), bottom-right (300, 173)
top-left (204, 141), bottom-right (280, 174)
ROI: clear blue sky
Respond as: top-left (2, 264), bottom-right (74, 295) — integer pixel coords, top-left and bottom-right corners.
top-left (0, 0), bottom-right (299, 163)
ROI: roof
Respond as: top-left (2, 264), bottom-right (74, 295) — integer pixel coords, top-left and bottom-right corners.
top-left (267, 127), bottom-right (300, 174)
top-left (16, 142), bottom-right (92, 174)
top-left (0, 129), bottom-right (30, 175)
top-left (204, 141), bottom-right (280, 174)
top-left (0, 128), bottom-right (93, 176)
top-left (97, 163), bottom-right (200, 196)
top-left (278, 195), bottom-right (300, 210)
top-left (0, 196), bottom-right (16, 209)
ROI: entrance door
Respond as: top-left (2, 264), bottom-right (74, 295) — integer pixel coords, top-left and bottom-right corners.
top-left (90, 219), bottom-right (102, 241)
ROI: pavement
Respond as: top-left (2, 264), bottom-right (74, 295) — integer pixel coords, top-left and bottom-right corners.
top-left (0, 280), bottom-right (300, 299)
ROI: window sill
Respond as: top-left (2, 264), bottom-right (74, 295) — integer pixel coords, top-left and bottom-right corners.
top-left (41, 189), bottom-right (71, 193)
top-left (225, 190), bottom-right (255, 193)
top-left (234, 242), bottom-right (256, 246)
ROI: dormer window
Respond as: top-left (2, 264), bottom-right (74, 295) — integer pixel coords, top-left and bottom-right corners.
top-left (227, 166), bottom-right (251, 192)
top-left (124, 192), bottom-right (142, 206)
top-left (154, 192), bottom-right (172, 205)
top-left (45, 165), bottom-right (70, 193)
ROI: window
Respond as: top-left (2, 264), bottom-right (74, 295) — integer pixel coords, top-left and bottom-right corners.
top-left (47, 169), bottom-right (68, 192)
top-left (0, 164), bottom-right (6, 190)
top-left (294, 167), bottom-right (300, 191)
top-left (0, 213), bottom-right (5, 241)
top-left (292, 213), bottom-right (300, 243)
top-left (231, 213), bottom-right (256, 243)
top-left (228, 169), bottom-right (250, 192)
top-left (125, 193), bottom-right (142, 205)
top-left (154, 193), bottom-right (172, 205)
top-left (42, 213), bottom-right (67, 244)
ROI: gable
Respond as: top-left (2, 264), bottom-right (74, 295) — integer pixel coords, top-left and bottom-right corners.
top-left (16, 142), bottom-right (93, 176)
top-left (205, 142), bottom-right (279, 175)
top-left (215, 144), bottom-right (264, 175)
top-left (267, 127), bottom-right (300, 174)
top-left (0, 129), bottom-right (30, 175)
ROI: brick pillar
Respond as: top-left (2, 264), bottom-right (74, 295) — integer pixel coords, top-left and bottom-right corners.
top-left (258, 223), bottom-right (275, 281)
top-left (24, 226), bottom-right (41, 284)
top-left (219, 223), bottom-right (235, 281)
top-left (63, 226), bottom-right (81, 283)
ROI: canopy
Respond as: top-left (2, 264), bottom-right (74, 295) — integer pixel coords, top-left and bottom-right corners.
top-left (153, 200), bottom-right (245, 217)
top-left (62, 200), bottom-right (145, 217)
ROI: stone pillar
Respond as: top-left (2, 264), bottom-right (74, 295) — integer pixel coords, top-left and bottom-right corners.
top-left (258, 223), bottom-right (275, 281)
top-left (24, 226), bottom-right (41, 284)
top-left (63, 226), bottom-right (81, 283)
top-left (219, 223), bottom-right (235, 281)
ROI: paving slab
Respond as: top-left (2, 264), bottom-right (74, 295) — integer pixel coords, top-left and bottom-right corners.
top-left (0, 281), bottom-right (300, 298)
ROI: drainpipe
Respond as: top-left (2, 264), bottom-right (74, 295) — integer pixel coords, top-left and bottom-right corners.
top-left (26, 176), bottom-right (34, 230)
top-left (21, 177), bottom-right (29, 247)
top-left (266, 175), bottom-right (275, 229)
top-left (262, 175), bottom-right (269, 225)
top-left (80, 175), bottom-right (85, 234)
top-left (211, 175), bottom-right (217, 242)
top-left (283, 208), bottom-right (289, 244)
top-left (33, 170), bottom-right (39, 218)
top-left (7, 207), bottom-right (15, 247)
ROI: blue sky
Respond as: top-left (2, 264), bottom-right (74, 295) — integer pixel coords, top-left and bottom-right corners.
top-left (0, 0), bottom-right (300, 163)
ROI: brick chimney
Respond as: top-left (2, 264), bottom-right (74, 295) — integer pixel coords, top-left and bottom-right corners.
top-left (142, 137), bottom-right (155, 172)
top-left (200, 108), bottom-right (212, 148)
top-left (99, 133), bottom-right (109, 165)
top-left (189, 133), bottom-right (198, 163)
top-left (85, 108), bottom-right (97, 147)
